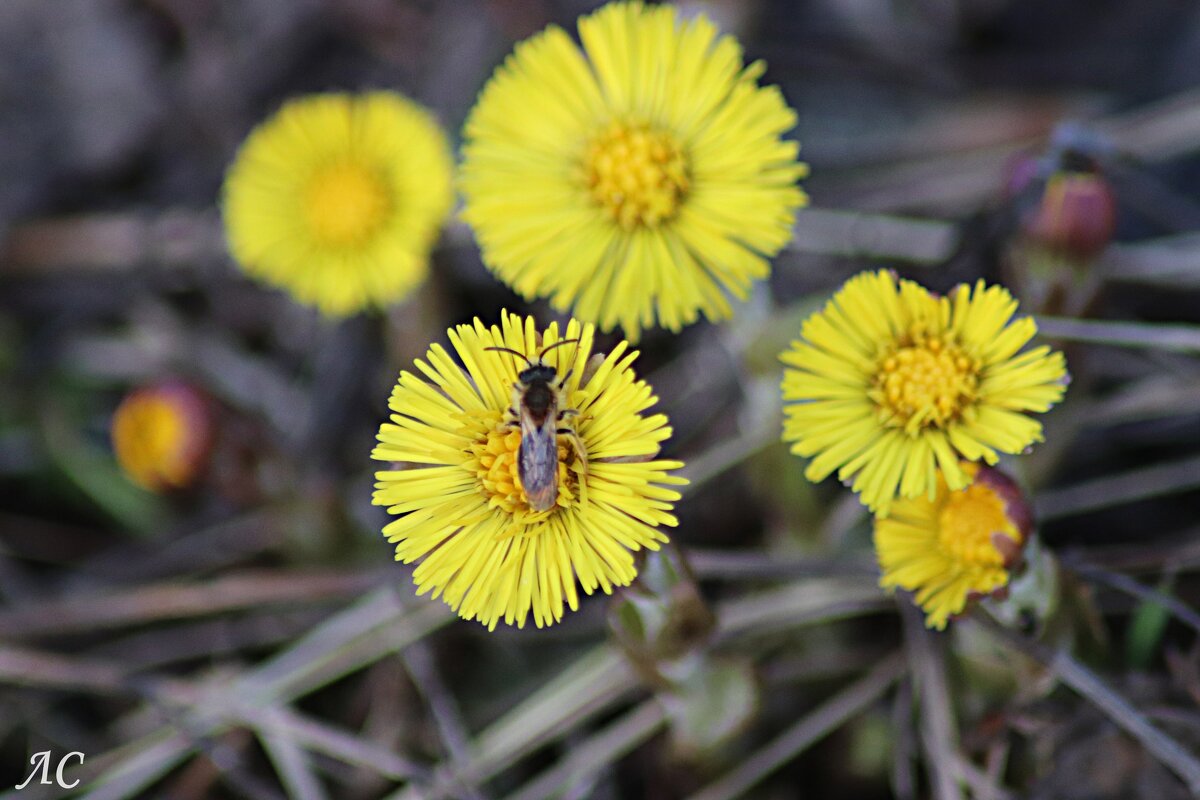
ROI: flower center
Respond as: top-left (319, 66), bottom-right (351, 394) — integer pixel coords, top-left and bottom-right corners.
top-left (466, 414), bottom-right (579, 521)
top-left (936, 482), bottom-right (1018, 567)
top-left (303, 161), bottom-right (392, 248)
top-left (113, 395), bottom-right (189, 488)
top-left (584, 120), bottom-right (688, 230)
top-left (873, 330), bottom-right (979, 434)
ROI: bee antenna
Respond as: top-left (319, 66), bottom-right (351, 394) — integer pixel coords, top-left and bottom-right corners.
top-left (538, 338), bottom-right (581, 361)
top-left (484, 346), bottom-right (533, 368)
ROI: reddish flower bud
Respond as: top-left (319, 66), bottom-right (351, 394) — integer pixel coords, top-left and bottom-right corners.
top-left (111, 381), bottom-right (214, 492)
top-left (1024, 170), bottom-right (1116, 262)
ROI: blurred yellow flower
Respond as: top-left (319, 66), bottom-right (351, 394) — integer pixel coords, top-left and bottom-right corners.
top-left (460, 1), bottom-right (808, 339)
top-left (781, 270), bottom-right (1067, 514)
top-left (112, 382), bottom-right (212, 492)
top-left (875, 462), bottom-right (1030, 629)
top-left (372, 311), bottom-right (686, 629)
top-left (222, 92), bottom-right (453, 316)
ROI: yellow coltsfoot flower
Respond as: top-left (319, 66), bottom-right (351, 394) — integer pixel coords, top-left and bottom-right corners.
top-left (781, 270), bottom-right (1067, 514)
top-left (875, 462), bottom-right (1032, 629)
top-left (372, 311), bottom-right (686, 630)
top-left (112, 381), bottom-right (213, 492)
top-left (222, 91), bottom-right (453, 316)
top-left (460, 1), bottom-right (808, 340)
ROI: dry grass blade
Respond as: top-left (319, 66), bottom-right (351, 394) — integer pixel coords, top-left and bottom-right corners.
top-left (0, 570), bottom-right (382, 638)
top-left (901, 603), bottom-right (965, 800)
top-left (249, 705), bottom-right (426, 781)
top-left (790, 208), bottom-right (958, 264)
top-left (71, 591), bottom-right (448, 798)
top-left (684, 653), bottom-right (906, 800)
top-left (686, 548), bottom-right (877, 581)
top-left (1036, 316), bottom-right (1200, 354)
top-left (716, 577), bottom-right (889, 638)
top-left (401, 640), bottom-right (483, 798)
top-left (76, 732), bottom-right (196, 800)
top-left (259, 731), bottom-right (331, 800)
top-left (391, 646), bottom-right (637, 800)
top-left (0, 644), bottom-right (132, 695)
top-left (976, 616), bottom-right (1200, 794)
top-left (1063, 560), bottom-right (1200, 635)
top-left (1036, 453), bottom-right (1200, 521)
top-left (502, 701), bottom-right (667, 800)
top-left (1100, 234), bottom-right (1200, 289)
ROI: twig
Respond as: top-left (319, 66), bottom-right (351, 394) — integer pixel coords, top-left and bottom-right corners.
top-left (1060, 531), bottom-right (1200, 573)
top-left (1061, 558), bottom-right (1200, 635)
top-left (976, 616), bottom-right (1200, 795)
top-left (901, 603), bottom-right (964, 800)
top-left (390, 646), bottom-right (638, 800)
top-left (401, 640), bottom-right (487, 800)
top-left (890, 676), bottom-right (917, 800)
top-left (684, 653), bottom-right (906, 800)
top-left (955, 754), bottom-right (1016, 800)
top-left (259, 731), bottom-right (331, 800)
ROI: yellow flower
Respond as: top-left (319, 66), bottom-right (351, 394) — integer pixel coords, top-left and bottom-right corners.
top-left (372, 311), bottom-right (686, 630)
top-left (875, 462), bottom-right (1030, 629)
top-left (460, 1), bottom-right (808, 339)
top-left (781, 270), bottom-right (1067, 514)
top-left (112, 382), bottom-right (213, 492)
top-left (222, 92), bottom-right (454, 316)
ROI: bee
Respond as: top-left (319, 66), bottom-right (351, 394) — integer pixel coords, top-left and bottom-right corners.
top-left (486, 339), bottom-right (586, 512)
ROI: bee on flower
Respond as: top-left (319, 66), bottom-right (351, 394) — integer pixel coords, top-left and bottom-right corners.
top-left (372, 312), bottom-right (686, 630)
top-left (460, 1), bottom-right (808, 340)
top-left (222, 91), bottom-right (454, 317)
top-left (781, 270), bottom-right (1067, 514)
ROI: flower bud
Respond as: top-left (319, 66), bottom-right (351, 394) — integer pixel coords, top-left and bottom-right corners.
top-left (875, 461), bottom-right (1035, 629)
top-left (1024, 170), bottom-right (1116, 262)
top-left (111, 381), bottom-right (213, 492)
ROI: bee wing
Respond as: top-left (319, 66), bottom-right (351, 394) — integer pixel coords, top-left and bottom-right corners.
top-left (519, 410), bottom-right (559, 512)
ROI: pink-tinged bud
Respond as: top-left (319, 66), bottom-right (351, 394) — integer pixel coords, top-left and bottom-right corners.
top-left (877, 461), bottom-right (1036, 629)
top-left (972, 464), bottom-right (1034, 572)
top-left (1024, 171), bottom-right (1116, 262)
top-left (111, 381), bottom-right (214, 492)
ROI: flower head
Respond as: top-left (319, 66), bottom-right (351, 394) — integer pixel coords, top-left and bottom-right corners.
top-left (112, 382), bottom-right (213, 492)
top-left (781, 270), bottom-right (1067, 514)
top-left (222, 92), bottom-right (454, 316)
top-left (460, 1), bottom-right (808, 339)
top-left (875, 462), bottom-right (1031, 629)
top-left (372, 311), bottom-right (686, 629)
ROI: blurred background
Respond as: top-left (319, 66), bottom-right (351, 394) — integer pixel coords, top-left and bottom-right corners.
top-left (2, 1), bottom-right (1200, 798)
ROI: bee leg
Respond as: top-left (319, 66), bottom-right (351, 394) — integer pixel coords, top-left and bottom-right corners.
top-left (557, 408), bottom-right (580, 421)
top-left (558, 427), bottom-right (588, 476)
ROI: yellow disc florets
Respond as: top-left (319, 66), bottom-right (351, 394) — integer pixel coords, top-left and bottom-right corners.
top-left (937, 480), bottom-right (1018, 568)
top-left (584, 120), bottom-right (689, 230)
top-left (303, 161), bottom-right (393, 248)
top-left (873, 326), bottom-right (980, 434)
top-left (466, 413), bottom-right (577, 522)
